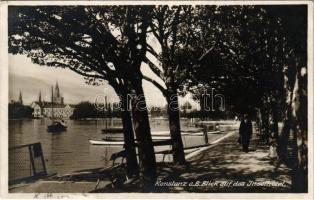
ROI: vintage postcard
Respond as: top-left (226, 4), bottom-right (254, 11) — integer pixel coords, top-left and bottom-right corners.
top-left (0, 1), bottom-right (313, 199)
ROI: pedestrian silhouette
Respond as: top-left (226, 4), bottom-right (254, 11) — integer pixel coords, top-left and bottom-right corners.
top-left (239, 114), bottom-right (253, 152)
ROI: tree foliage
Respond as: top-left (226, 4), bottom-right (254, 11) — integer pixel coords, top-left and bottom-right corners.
top-left (8, 102), bottom-right (33, 119)
top-left (9, 6), bottom-right (153, 92)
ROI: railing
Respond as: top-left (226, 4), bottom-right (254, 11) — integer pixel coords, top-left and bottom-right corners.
top-left (9, 142), bottom-right (47, 186)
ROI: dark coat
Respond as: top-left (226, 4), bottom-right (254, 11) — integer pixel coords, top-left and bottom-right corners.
top-left (239, 120), bottom-right (252, 144)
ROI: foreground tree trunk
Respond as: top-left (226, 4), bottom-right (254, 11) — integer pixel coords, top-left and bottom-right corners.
top-left (130, 79), bottom-right (157, 187)
top-left (270, 96), bottom-right (279, 149)
top-left (290, 68), bottom-right (308, 192)
top-left (276, 62), bottom-right (307, 192)
top-left (268, 95), bottom-right (279, 158)
top-left (278, 66), bottom-right (293, 162)
top-left (120, 94), bottom-right (139, 177)
top-left (165, 90), bottom-right (186, 164)
top-left (143, 77), bottom-right (186, 165)
top-left (270, 99), bottom-right (279, 141)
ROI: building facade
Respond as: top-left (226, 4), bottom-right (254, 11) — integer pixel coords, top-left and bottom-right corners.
top-left (31, 82), bottom-right (74, 119)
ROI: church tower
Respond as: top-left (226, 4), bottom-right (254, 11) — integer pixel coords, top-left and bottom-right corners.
top-left (38, 91), bottom-right (42, 104)
top-left (52, 81), bottom-right (64, 105)
top-left (19, 90), bottom-right (23, 105)
top-left (54, 81), bottom-right (60, 98)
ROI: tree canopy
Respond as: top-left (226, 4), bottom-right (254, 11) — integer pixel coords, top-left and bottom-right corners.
top-left (9, 6), bottom-right (153, 93)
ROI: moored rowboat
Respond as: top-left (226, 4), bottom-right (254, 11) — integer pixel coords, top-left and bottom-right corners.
top-left (151, 130), bottom-right (191, 136)
top-left (88, 139), bottom-right (124, 146)
top-left (152, 136), bottom-right (171, 140)
top-left (47, 121), bottom-right (67, 132)
top-left (89, 136), bottom-right (171, 146)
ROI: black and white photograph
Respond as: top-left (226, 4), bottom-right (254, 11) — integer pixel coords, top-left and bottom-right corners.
top-left (0, 1), bottom-right (313, 198)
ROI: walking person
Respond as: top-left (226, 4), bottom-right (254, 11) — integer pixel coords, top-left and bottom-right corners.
top-left (239, 114), bottom-right (253, 152)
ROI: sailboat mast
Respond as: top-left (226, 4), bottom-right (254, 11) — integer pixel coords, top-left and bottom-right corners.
top-left (105, 95), bottom-right (108, 133)
top-left (51, 86), bottom-right (54, 119)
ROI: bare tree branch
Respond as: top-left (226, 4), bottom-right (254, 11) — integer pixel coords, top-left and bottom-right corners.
top-left (142, 75), bottom-right (167, 95)
top-left (147, 44), bottom-right (159, 58)
top-left (144, 57), bottom-right (163, 78)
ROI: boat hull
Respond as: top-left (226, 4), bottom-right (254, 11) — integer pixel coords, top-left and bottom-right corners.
top-left (47, 125), bottom-right (67, 132)
top-left (151, 130), bottom-right (189, 136)
top-left (88, 139), bottom-right (124, 146)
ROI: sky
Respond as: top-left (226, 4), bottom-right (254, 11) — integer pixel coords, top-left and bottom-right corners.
top-left (8, 33), bottom-right (199, 108)
top-left (8, 54), bottom-right (178, 107)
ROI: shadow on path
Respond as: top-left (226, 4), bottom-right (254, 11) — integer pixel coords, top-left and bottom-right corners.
top-left (152, 134), bottom-right (292, 193)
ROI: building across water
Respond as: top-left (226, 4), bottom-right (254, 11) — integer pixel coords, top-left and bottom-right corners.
top-left (31, 82), bottom-right (74, 119)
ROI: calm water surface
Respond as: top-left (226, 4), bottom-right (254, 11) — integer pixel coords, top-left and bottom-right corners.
top-left (9, 118), bottom-right (222, 176)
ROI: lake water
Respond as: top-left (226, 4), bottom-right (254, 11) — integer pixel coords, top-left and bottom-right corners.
top-left (9, 118), bottom-right (228, 179)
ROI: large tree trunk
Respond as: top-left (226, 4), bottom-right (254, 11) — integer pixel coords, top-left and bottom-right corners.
top-left (165, 90), bottom-right (186, 164)
top-left (130, 79), bottom-right (157, 187)
top-left (277, 63), bottom-right (307, 192)
top-left (278, 117), bottom-right (291, 162)
top-left (268, 95), bottom-right (279, 158)
top-left (270, 95), bottom-right (279, 145)
top-left (270, 99), bottom-right (279, 141)
top-left (278, 66), bottom-right (293, 162)
top-left (120, 94), bottom-right (139, 177)
top-left (290, 68), bottom-right (308, 192)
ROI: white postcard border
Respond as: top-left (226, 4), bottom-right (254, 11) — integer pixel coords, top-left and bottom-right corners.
top-left (0, 1), bottom-right (313, 199)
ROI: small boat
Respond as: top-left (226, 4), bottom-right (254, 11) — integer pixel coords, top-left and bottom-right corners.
top-left (88, 138), bottom-right (124, 146)
top-left (47, 86), bottom-right (67, 133)
top-left (151, 116), bottom-right (167, 120)
top-left (188, 130), bottom-right (221, 136)
top-left (152, 136), bottom-right (171, 140)
top-left (104, 135), bottom-right (124, 141)
top-left (151, 130), bottom-right (170, 136)
top-left (89, 135), bottom-right (171, 146)
top-left (47, 121), bottom-right (67, 132)
top-left (104, 135), bottom-right (171, 141)
top-left (151, 130), bottom-right (191, 136)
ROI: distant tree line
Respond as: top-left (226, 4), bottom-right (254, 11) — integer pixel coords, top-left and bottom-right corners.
top-left (70, 101), bottom-right (121, 119)
top-left (150, 103), bottom-right (237, 120)
top-left (9, 102), bottom-right (33, 119)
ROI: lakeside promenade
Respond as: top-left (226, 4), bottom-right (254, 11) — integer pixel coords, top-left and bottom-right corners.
top-left (153, 133), bottom-right (291, 193)
top-left (9, 130), bottom-right (291, 193)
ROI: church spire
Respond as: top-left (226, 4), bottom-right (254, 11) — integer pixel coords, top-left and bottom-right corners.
top-left (38, 91), bottom-right (42, 103)
top-left (19, 90), bottom-right (23, 105)
top-left (54, 81), bottom-right (60, 98)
